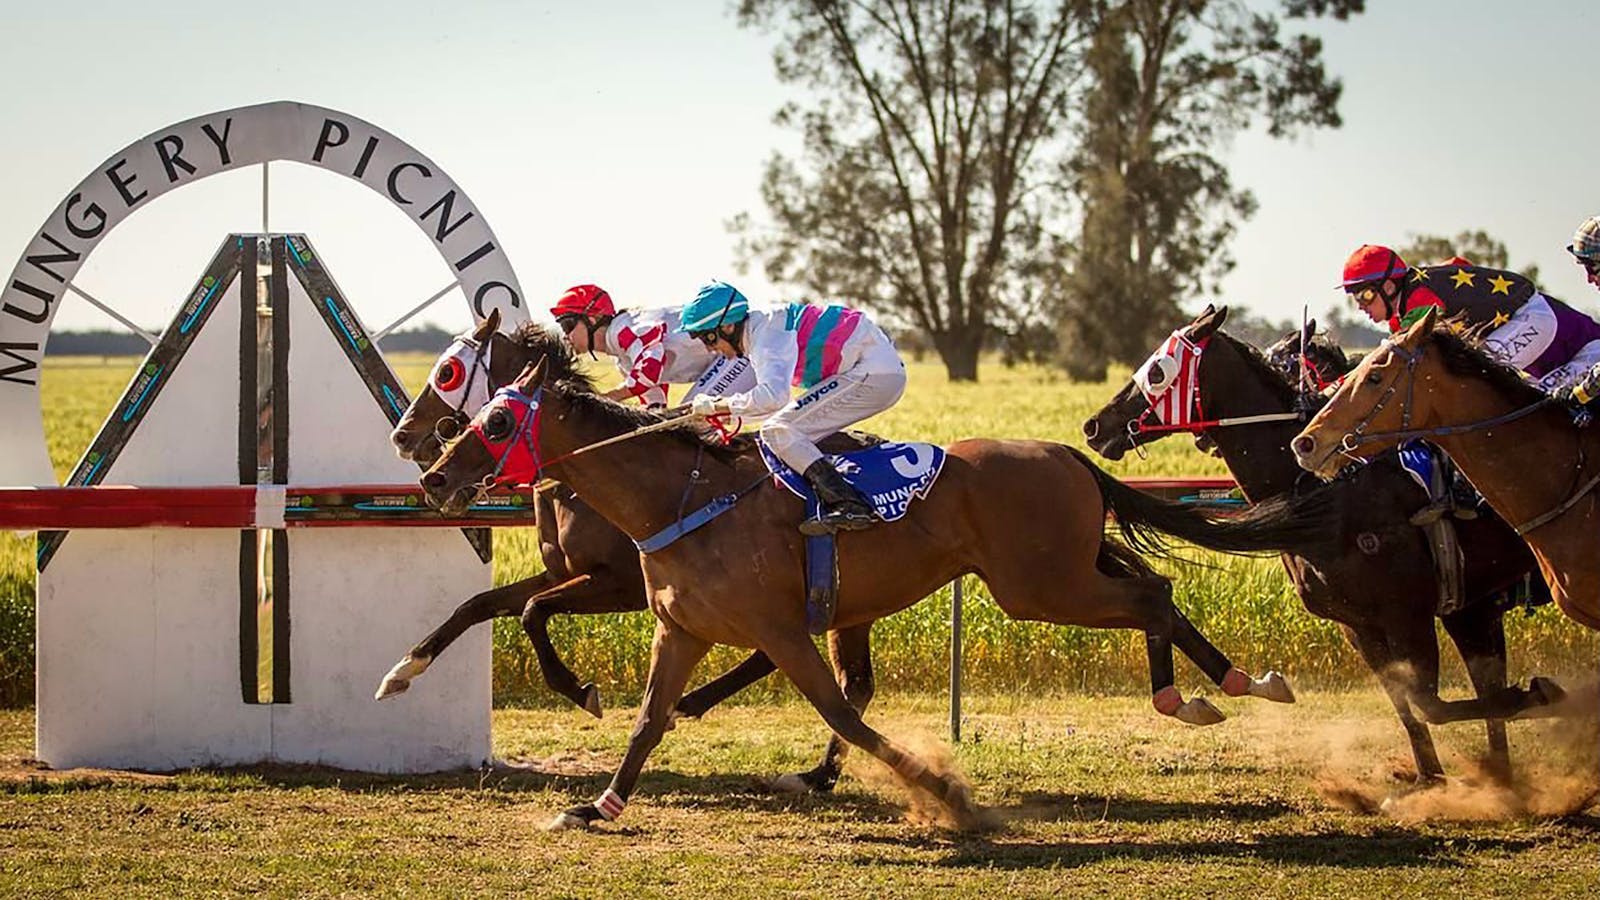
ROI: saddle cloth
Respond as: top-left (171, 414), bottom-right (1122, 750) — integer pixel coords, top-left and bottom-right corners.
top-left (757, 439), bottom-right (946, 522)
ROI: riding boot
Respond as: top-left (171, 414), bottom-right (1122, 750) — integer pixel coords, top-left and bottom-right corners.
top-left (799, 459), bottom-right (877, 536)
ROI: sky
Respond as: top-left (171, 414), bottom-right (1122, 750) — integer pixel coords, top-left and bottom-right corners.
top-left (1, 0), bottom-right (1597, 338)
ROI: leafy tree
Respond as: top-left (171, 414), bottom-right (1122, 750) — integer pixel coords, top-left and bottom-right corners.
top-left (1398, 230), bottom-right (1540, 285)
top-left (732, 0), bottom-right (1095, 380)
top-left (1054, 0), bottom-right (1361, 380)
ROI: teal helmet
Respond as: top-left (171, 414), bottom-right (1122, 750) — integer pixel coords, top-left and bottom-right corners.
top-left (679, 281), bottom-right (749, 333)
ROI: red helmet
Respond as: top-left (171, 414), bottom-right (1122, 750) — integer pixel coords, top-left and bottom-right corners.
top-left (1339, 245), bottom-right (1408, 288)
top-left (549, 284), bottom-right (615, 319)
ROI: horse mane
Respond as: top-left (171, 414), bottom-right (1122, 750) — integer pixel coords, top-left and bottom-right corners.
top-left (503, 322), bottom-right (598, 394)
top-left (1214, 331), bottom-right (1302, 404)
top-left (1427, 326), bottom-right (1548, 408)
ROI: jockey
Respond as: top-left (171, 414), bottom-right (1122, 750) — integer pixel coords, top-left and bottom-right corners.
top-left (678, 280), bottom-right (907, 535)
top-left (1341, 244), bottom-right (1600, 393)
top-left (1568, 215), bottom-right (1600, 292)
top-left (549, 284), bottom-right (748, 409)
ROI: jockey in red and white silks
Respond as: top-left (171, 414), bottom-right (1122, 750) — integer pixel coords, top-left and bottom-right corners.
top-left (550, 284), bottom-right (753, 408)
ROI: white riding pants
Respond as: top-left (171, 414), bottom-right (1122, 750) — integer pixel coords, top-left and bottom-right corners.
top-left (761, 363), bottom-right (907, 473)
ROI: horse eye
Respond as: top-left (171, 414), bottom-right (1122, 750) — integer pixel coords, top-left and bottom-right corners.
top-left (1364, 371), bottom-right (1382, 385)
top-left (434, 357), bottom-right (466, 392)
top-left (1147, 365), bottom-right (1167, 386)
top-left (483, 408), bottom-right (513, 442)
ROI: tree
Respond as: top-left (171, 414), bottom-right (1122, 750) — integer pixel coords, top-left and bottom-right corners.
top-left (732, 0), bottom-right (1096, 381)
top-left (1054, 0), bottom-right (1361, 380)
top-left (1398, 230), bottom-right (1541, 286)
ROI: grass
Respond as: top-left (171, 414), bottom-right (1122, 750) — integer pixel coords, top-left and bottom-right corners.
top-left (2, 693), bottom-right (1596, 897)
top-left (1, 353), bottom-right (1595, 709)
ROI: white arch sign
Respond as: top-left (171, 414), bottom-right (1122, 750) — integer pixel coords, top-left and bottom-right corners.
top-left (0, 101), bottom-right (528, 486)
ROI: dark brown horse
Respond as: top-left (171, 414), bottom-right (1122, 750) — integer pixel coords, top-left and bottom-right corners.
top-left (380, 312), bottom-right (864, 792)
top-left (1293, 307), bottom-right (1600, 631)
top-left (418, 349), bottom-right (1330, 830)
top-left (1084, 306), bottom-right (1559, 781)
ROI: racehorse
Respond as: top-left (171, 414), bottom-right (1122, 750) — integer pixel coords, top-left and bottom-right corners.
top-left (1293, 307), bottom-right (1600, 632)
top-left (1083, 305), bottom-right (1559, 781)
top-left (417, 344), bottom-right (1332, 830)
top-left (381, 311), bottom-right (867, 793)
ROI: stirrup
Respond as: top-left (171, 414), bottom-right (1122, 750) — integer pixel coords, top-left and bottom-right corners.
top-left (799, 505), bottom-right (875, 536)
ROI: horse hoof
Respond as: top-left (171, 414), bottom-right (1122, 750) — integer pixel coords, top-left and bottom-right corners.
top-left (1531, 676), bottom-right (1568, 707)
top-left (544, 811), bottom-right (592, 832)
top-left (1249, 671), bottom-right (1296, 704)
top-left (1174, 698), bottom-right (1227, 726)
top-left (580, 683), bottom-right (603, 719)
top-left (374, 654), bottom-right (431, 700)
top-left (769, 773), bottom-right (811, 794)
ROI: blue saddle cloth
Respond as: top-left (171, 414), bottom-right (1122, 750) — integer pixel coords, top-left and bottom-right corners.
top-left (758, 440), bottom-right (947, 521)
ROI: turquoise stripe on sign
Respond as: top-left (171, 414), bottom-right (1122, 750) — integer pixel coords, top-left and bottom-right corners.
top-left (802, 306), bottom-right (842, 387)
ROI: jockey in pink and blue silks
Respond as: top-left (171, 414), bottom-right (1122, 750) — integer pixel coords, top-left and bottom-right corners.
top-left (679, 281), bottom-right (907, 535)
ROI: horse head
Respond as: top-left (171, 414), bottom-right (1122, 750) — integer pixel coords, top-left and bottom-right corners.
top-left (1082, 304), bottom-right (1230, 460)
top-left (392, 312), bottom-right (590, 465)
top-left (1292, 307), bottom-right (1440, 479)
top-left (420, 358), bottom-right (551, 515)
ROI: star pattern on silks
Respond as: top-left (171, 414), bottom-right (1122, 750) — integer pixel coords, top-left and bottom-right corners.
top-left (1488, 274), bottom-right (1515, 295)
top-left (1450, 268), bottom-right (1477, 289)
top-left (1491, 311), bottom-right (1511, 327)
top-left (1411, 267), bottom-right (1430, 283)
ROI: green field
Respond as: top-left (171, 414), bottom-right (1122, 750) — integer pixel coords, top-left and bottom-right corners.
top-left (2, 354), bottom-right (1598, 895)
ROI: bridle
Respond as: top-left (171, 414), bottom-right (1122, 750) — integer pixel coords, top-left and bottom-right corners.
top-left (1126, 329), bottom-right (1302, 448)
top-left (1325, 337), bottom-right (1596, 536)
top-left (431, 335), bottom-right (497, 446)
top-left (1333, 339), bottom-right (1551, 456)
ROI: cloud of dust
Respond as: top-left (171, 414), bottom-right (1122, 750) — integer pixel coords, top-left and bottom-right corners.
top-left (845, 730), bottom-right (999, 831)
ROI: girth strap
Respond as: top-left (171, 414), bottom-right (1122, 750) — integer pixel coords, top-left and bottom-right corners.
top-left (633, 475), bottom-right (769, 553)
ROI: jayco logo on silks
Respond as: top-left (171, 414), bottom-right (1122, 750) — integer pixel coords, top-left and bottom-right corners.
top-left (759, 439), bottom-right (946, 523)
top-left (795, 378), bottom-right (839, 409)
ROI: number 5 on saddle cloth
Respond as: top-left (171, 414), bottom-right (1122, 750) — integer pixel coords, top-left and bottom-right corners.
top-left (759, 440), bottom-right (946, 634)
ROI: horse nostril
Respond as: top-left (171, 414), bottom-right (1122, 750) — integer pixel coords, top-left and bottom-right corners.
top-left (1291, 435), bottom-right (1316, 457)
top-left (421, 471), bottom-right (447, 490)
top-left (392, 428), bottom-right (410, 447)
top-left (1082, 419), bottom-right (1099, 440)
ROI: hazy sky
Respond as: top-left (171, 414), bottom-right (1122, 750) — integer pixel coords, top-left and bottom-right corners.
top-left (2, 0), bottom-right (1596, 337)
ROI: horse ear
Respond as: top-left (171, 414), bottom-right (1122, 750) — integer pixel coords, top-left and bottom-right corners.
top-left (472, 307), bottom-right (501, 343)
top-left (1397, 306), bottom-right (1437, 350)
top-left (1191, 304), bottom-right (1229, 339)
top-left (1304, 318), bottom-right (1318, 341)
top-left (514, 358), bottom-right (548, 392)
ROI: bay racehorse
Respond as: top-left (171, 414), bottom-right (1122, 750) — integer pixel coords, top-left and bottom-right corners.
top-left (418, 351), bottom-right (1331, 830)
top-left (1293, 307), bottom-right (1600, 632)
top-left (381, 310), bottom-right (870, 793)
top-left (1083, 305), bottom-right (1558, 781)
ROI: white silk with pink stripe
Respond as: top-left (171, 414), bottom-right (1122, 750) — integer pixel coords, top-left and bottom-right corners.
top-left (1133, 329), bottom-right (1207, 427)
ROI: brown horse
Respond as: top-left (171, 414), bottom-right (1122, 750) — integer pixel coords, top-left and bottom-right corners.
top-left (381, 312), bottom-right (869, 793)
top-left (1085, 306), bottom-right (1554, 781)
top-left (418, 353), bottom-right (1329, 830)
top-left (1292, 307), bottom-right (1600, 631)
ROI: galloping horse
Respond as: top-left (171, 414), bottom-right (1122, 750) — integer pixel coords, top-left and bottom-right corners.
top-left (1293, 307), bottom-right (1600, 632)
top-left (418, 347), bottom-right (1328, 830)
top-left (381, 311), bottom-right (871, 793)
top-left (1084, 306), bottom-right (1555, 780)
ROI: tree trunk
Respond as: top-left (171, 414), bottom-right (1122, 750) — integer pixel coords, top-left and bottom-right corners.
top-left (932, 327), bottom-right (982, 382)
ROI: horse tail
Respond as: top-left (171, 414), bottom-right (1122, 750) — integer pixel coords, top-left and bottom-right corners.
top-left (1066, 446), bottom-right (1335, 558)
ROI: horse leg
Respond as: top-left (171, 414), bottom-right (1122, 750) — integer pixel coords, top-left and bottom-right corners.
top-left (760, 631), bottom-right (981, 826)
top-left (1167, 608), bottom-right (1295, 704)
top-left (1440, 603), bottom-right (1513, 781)
top-left (772, 623), bottom-right (875, 794)
top-left (674, 652), bottom-right (777, 719)
top-left (374, 572), bottom-right (560, 700)
top-left (1343, 623), bottom-right (1444, 781)
top-left (547, 620), bottom-right (711, 830)
top-left (520, 568), bottom-right (645, 717)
